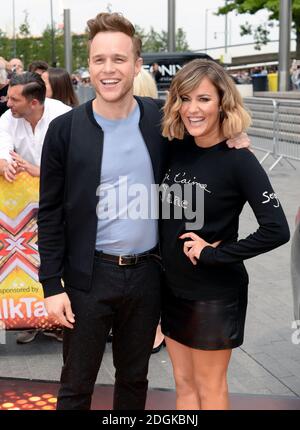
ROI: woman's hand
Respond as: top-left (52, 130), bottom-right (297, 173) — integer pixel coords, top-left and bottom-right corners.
top-left (227, 132), bottom-right (250, 149)
top-left (180, 232), bottom-right (221, 265)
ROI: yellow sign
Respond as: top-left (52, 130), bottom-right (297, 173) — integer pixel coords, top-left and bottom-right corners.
top-left (0, 173), bottom-right (56, 329)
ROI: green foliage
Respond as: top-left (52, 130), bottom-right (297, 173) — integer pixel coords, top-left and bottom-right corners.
top-left (217, 0), bottom-right (300, 52)
top-left (176, 28), bottom-right (190, 51)
top-left (136, 25), bottom-right (189, 52)
top-left (0, 18), bottom-right (189, 70)
top-left (240, 20), bottom-right (274, 50)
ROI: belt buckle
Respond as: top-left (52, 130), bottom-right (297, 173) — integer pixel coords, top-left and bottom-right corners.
top-left (118, 255), bottom-right (138, 266)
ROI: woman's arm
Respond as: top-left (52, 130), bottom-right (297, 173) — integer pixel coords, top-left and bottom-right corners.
top-left (187, 149), bottom-right (290, 265)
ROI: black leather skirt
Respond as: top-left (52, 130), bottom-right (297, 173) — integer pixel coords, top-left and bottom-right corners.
top-left (161, 288), bottom-right (248, 350)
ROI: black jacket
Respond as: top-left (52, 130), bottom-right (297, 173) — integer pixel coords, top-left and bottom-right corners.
top-left (38, 97), bottom-right (168, 298)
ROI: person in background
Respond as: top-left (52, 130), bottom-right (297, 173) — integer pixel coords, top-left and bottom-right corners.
top-left (8, 58), bottom-right (24, 76)
top-left (71, 74), bottom-right (80, 87)
top-left (28, 60), bottom-right (49, 75)
top-left (133, 68), bottom-right (158, 98)
top-left (0, 58), bottom-right (9, 117)
top-left (80, 70), bottom-right (91, 86)
top-left (0, 72), bottom-right (71, 343)
top-left (160, 59), bottom-right (290, 410)
top-left (151, 62), bottom-right (162, 84)
top-left (42, 67), bottom-right (79, 107)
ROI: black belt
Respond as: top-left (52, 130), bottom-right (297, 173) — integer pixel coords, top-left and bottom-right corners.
top-left (95, 246), bottom-right (160, 266)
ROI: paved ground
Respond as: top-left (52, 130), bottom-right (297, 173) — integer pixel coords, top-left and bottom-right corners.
top-left (0, 145), bottom-right (300, 402)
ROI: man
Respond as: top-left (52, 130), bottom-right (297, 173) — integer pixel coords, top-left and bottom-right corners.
top-left (38, 12), bottom-right (250, 410)
top-left (8, 58), bottom-right (24, 76)
top-left (0, 72), bottom-right (71, 181)
top-left (151, 62), bottom-right (162, 84)
top-left (28, 60), bottom-right (49, 75)
top-left (0, 72), bottom-right (71, 342)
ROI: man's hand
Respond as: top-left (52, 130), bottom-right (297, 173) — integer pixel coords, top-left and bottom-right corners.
top-left (44, 292), bottom-right (75, 329)
top-left (2, 160), bottom-right (24, 182)
top-left (227, 132), bottom-right (251, 149)
top-left (10, 151), bottom-right (40, 177)
top-left (180, 232), bottom-right (221, 265)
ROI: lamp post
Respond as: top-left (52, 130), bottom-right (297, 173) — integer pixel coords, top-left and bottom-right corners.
top-left (50, 0), bottom-right (56, 67)
top-left (12, 0), bottom-right (16, 57)
top-left (224, 0), bottom-right (228, 54)
top-left (64, 9), bottom-right (72, 74)
top-left (206, 4), bottom-right (231, 64)
top-left (278, 0), bottom-right (291, 91)
top-left (168, 0), bottom-right (176, 52)
top-left (205, 8), bottom-right (208, 52)
top-left (205, 8), bottom-right (220, 52)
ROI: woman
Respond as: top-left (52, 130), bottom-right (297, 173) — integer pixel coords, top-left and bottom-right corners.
top-left (133, 67), bottom-right (158, 98)
top-left (160, 59), bottom-right (290, 410)
top-left (0, 57), bottom-right (9, 117)
top-left (42, 67), bottom-right (79, 107)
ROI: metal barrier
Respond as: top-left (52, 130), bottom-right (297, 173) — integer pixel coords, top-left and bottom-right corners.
top-left (75, 85), bottom-right (95, 104)
top-left (244, 97), bottom-right (300, 171)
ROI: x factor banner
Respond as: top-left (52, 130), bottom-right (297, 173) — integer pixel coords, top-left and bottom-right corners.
top-left (0, 173), bottom-right (56, 330)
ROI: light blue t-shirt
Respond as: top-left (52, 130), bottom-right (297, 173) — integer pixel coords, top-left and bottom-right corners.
top-left (94, 104), bottom-right (158, 255)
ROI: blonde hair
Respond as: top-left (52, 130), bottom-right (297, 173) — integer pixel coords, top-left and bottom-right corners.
top-left (162, 59), bottom-right (251, 140)
top-left (133, 68), bottom-right (158, 98)
top-left (0, 58), bottom-right (8, 85)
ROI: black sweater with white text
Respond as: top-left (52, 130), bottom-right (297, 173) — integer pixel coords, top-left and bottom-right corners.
top-left (160, 138), bottom-right (290, 300)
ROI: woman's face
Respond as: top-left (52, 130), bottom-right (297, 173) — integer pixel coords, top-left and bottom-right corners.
top-left (42, 72), bottom-right (53, 98)
top-left (179, 77), bottom-right (222, 145)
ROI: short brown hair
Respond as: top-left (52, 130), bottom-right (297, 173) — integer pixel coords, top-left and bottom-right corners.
top-left (162, 59), bottom-right (251, 140)
top-left (87, 12), bottom-right (142, 58)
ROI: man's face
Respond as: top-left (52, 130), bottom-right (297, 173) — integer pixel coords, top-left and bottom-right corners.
top-left (9, 59), bottom-right (24, 75)
top-left (89, 31), bottom-right (142, 104)
top-left (7, 85), bottom-right (33, 118)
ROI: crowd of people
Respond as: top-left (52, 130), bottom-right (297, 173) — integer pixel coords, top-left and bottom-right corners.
top-left (0, 12), bottom-right (290, 411)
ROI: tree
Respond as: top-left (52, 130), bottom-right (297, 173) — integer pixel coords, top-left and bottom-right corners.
top-left (0, 23), bottom-right (189, 71)
top-left (176, 28), bottom-right (189, 51)
top-left (17, 10), bottom-right (32, 66)
top-left (136, 25), bottom-right (189, 52)
top-left (217, 0), bottom-right (300, 58)
top-left (0, 29), bottom-right (11, 60)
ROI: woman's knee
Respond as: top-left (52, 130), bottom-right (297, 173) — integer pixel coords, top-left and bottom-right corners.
top-left (173, 371), bottom-right (197, 395)
top-left (196, 371), bottom-right (228, 398)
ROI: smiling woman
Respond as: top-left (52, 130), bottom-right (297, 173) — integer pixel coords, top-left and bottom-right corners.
top-left (162, 59), bottom-right (251, 142)
top-left (159, 58), bottom-right (290, 410)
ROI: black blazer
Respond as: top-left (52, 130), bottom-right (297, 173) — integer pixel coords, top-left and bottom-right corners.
top-left (38, 97), bottom-right (168, 298)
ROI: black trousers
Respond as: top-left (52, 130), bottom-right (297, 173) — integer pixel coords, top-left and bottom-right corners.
top-left (56, 255), bottom-right (161, 410)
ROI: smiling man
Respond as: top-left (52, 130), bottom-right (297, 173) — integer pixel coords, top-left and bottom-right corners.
top-left (0, 73), bottom-right (71, 182)
top-left (38, 12), bottom-right (167, 411)
top-left (37, 12), bottom-right (250, 411)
